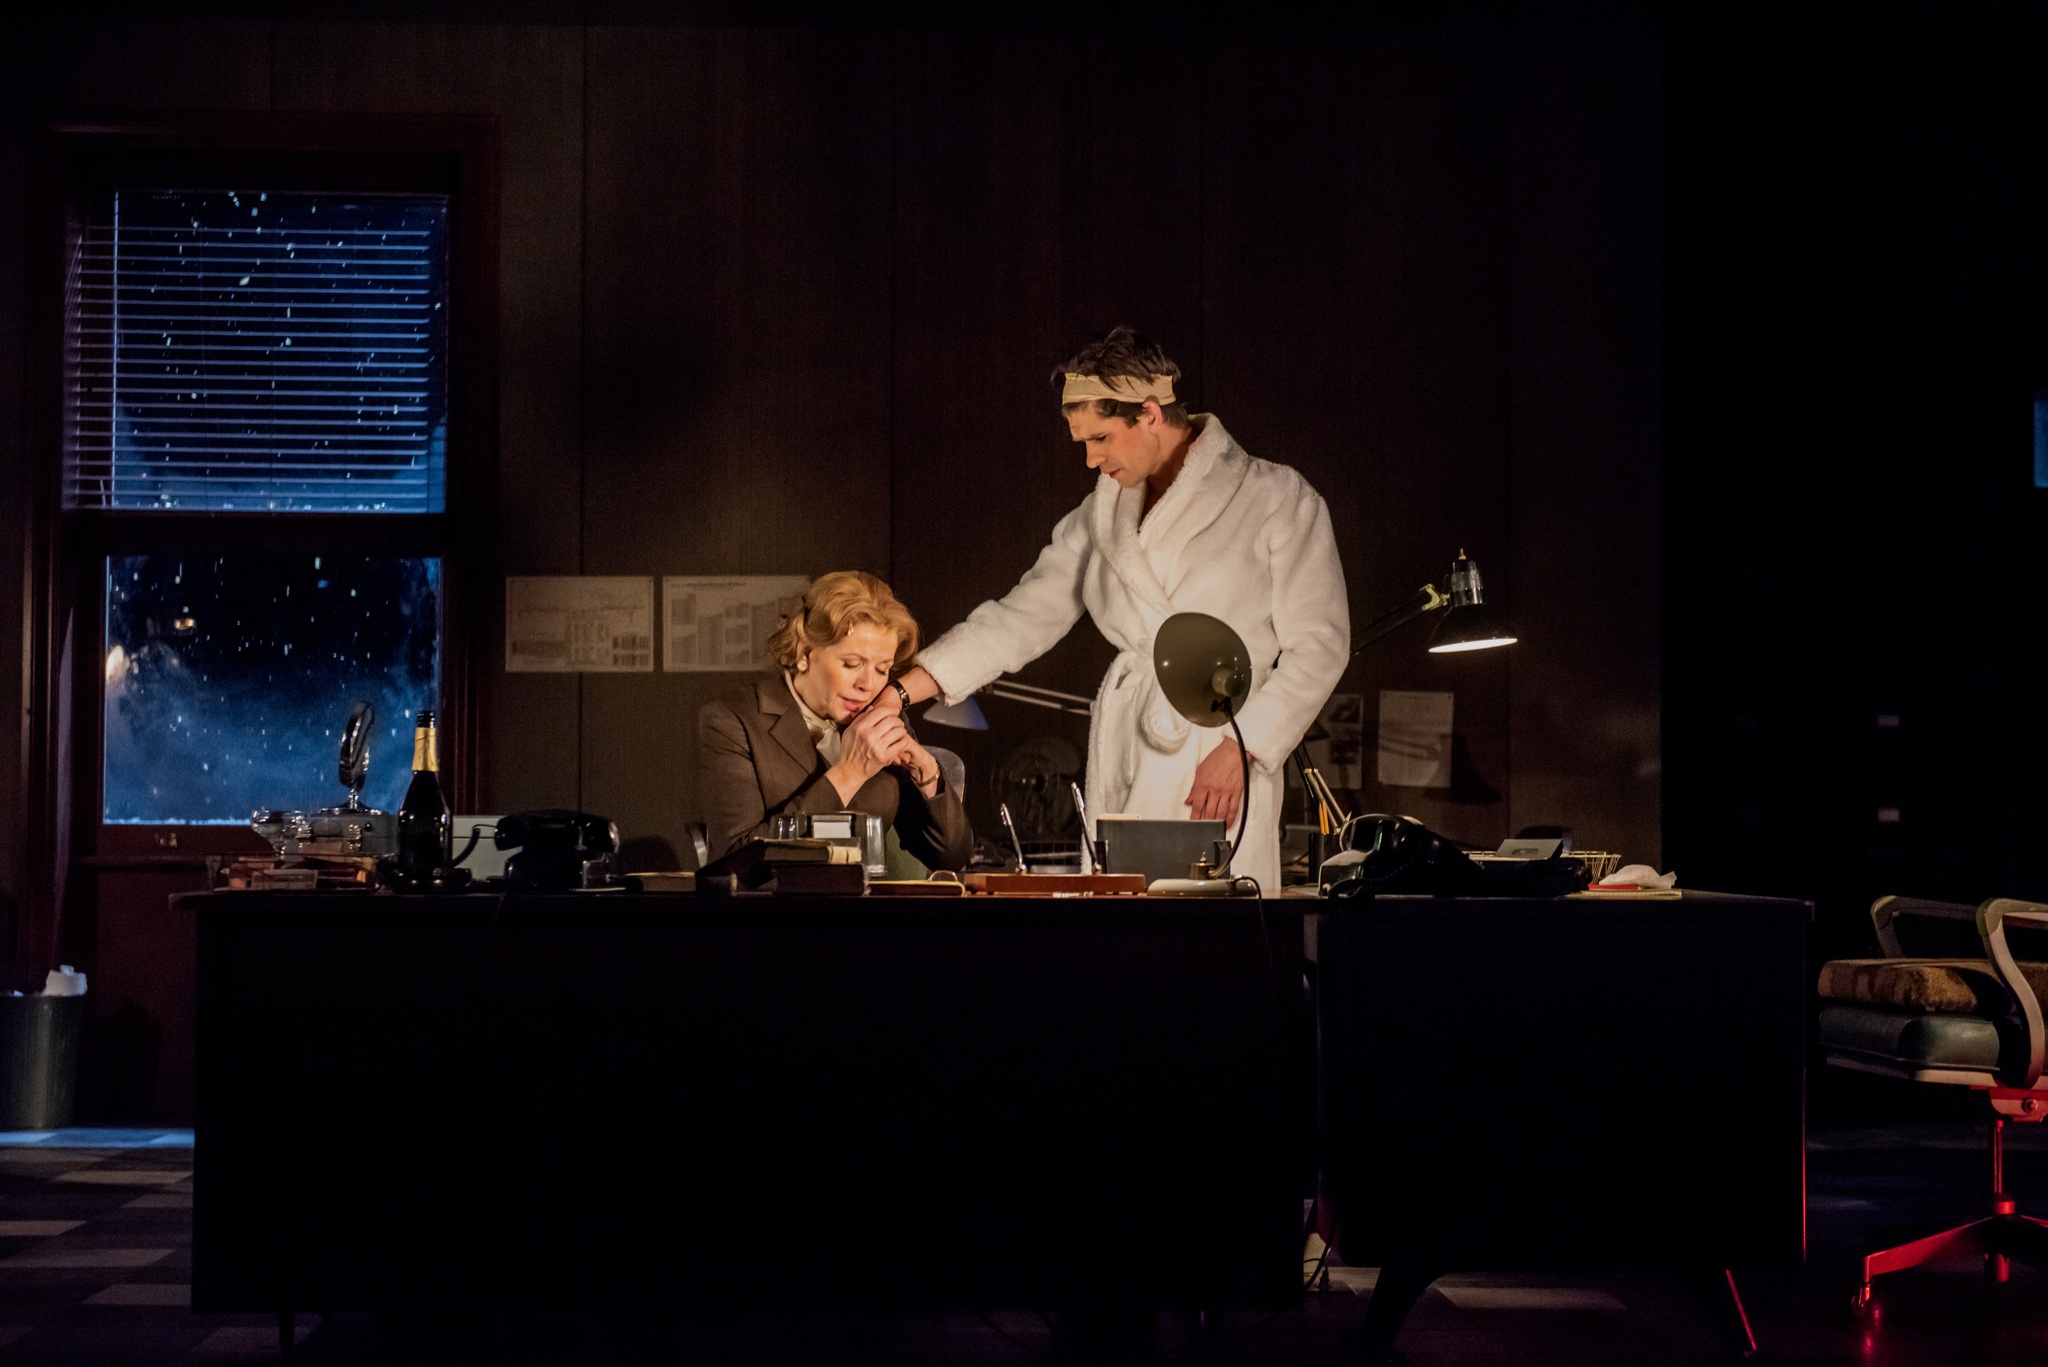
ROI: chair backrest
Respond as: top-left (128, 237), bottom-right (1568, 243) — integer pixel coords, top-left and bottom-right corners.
top-left (927, 746), bottom-right (967, 799)
top-left (1857, 894), bottom-right (2048, 1089)
top-left (1869, 895), bottom-right (1977, 957)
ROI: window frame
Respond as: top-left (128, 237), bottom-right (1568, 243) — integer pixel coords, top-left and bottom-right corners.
top-left (22, 114), bottom-right (497, 962)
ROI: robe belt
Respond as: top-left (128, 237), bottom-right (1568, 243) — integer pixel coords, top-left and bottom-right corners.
top-left (1087, 646), bottom-right (1192, 816)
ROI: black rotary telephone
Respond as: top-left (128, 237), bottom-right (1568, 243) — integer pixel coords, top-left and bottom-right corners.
top-left (1322, 814), bottom-right (1586, 899)
top-left (495, 810), bottom-right (619, 891)
top-left (1320, 815), bottom-right (1470, 896)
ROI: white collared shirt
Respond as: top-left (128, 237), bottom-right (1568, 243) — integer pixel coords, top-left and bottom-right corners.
top-left (785, 672), bottom-right (843, 766)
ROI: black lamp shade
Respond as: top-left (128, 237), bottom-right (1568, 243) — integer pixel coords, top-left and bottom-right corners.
top-left (1423, 553), bottom-right (1517, 653)
top-left (1154, 613), bottom-right (1252, 726)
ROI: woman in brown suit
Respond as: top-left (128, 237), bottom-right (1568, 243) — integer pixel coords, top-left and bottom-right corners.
top-left (697, 571), bottom-right (973, 869)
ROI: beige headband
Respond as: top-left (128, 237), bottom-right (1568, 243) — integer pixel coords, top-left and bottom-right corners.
top-left (1061, 372), bottom-right (1177, 408)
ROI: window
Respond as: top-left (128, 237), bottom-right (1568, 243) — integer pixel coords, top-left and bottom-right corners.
top-left (64, 187), bottom-right (454, 825)
top-left (68, 190), bottom-right (450, 513)
top-left (24, 117), bottom-right (493, 934)
top-left (70, 188), bottom-right (454, 827)
top-left (103, 553), bottom-right (441, 824)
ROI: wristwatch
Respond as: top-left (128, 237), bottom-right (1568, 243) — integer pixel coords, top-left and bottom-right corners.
top-left (886, 678), bottom-right (912, 711)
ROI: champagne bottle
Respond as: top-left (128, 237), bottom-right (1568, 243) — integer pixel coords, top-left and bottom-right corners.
top-left (397, 709), bottom-right (451, 870)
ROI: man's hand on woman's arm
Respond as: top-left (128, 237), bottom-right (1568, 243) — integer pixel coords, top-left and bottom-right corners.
top-left (871, 665), bottom-right (939, 717)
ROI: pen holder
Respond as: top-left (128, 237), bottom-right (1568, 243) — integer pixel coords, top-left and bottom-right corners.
top-left (1308, 831), bottom-right (1344, 883)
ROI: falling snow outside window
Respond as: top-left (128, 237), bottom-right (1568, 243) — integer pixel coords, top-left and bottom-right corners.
top-left (103, 555), bottom-right (441, 824)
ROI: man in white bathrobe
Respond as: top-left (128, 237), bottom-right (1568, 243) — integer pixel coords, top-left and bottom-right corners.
top-left (871, 326), bottom-right (1351, 892)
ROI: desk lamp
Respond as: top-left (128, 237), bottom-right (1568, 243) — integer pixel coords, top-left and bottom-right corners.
top-left (1354, 551), bottom-right (1518, 656)
top-left (1153, 612), bottom-right (1256, 876)
top-left (921, 679), bottom-right (1091, 731)
top-left (1301, 552), bottom-right (1518, 836)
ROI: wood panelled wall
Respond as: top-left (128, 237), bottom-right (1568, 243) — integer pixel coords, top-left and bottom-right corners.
top-left (0, 12), bottom-right (1661, 891)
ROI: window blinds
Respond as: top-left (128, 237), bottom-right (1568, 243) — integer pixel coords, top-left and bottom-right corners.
top-left (64, 190), bottom-right (450, 513)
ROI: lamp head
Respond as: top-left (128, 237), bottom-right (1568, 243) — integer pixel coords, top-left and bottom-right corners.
top-left (920, 694), bottom-right (990, 731)
top-left (1154, 612), bottom-right (1252, 727)
top-left (1426, 553), bottom-right (1518, 654)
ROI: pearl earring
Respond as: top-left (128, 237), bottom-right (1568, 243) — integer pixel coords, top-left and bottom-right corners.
top-left (798, 657), bottom-right (809, 672)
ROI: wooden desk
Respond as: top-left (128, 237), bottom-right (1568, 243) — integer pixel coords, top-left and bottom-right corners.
top-left (189, 892), bottom-right (1308, 1315)
top-left (1314, 890), bottom-right (1810, 1354)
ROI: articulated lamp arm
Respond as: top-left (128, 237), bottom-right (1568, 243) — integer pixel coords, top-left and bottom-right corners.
top-left (1351, 584), bottom-right (1452, 657)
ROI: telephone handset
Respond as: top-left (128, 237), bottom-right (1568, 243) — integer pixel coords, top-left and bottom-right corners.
top-left (495, 810), bottom-right (616, 853)
top-left (1322, 814), bottom-right (1469, 896)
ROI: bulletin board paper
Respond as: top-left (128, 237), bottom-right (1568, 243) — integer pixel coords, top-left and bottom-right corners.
top-left (505, 576), bottom-right (655, 673)
top-left (1378, 689), bottom-right (1454, 788)
top-left (663, 576), bottom-right (811, 672)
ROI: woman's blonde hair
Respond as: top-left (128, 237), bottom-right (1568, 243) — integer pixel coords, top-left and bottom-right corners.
top-left (768, 572), bottom-right (920, 672)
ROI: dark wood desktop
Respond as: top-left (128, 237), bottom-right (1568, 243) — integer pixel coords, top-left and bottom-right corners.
top-left (189, 892), bottom-right (1309, 1317)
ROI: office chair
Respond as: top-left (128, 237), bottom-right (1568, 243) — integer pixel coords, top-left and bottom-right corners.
top-left (1816, 896), bottom-right (2048, 1312)
top-left (926, 745), bottom-right (966, 799)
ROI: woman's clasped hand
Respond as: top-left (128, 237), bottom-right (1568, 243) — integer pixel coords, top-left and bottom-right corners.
top-left (829, 701), bottom-right (940, 803)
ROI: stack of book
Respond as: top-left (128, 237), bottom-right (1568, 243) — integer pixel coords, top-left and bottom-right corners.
top-left (697, 838), bottom-right (864, 895)
top-left (218, 855), bottom-right (374, 891)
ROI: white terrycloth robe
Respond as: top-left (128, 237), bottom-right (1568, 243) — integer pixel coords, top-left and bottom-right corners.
top-left (918, 414), bottom-right (1351, 892)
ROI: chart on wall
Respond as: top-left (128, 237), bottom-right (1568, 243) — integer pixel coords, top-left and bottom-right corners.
top-left (663, 577), bottom-right (811, 671)
top-left (504, 577), bottom-right (655, 672)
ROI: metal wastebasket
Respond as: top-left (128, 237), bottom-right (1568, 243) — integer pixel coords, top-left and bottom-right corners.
top-left (0, 994), bottom-right (86, 1130)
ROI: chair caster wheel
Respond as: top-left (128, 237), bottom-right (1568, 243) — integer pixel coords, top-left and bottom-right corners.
top-left (1849, 1284), bottom-right (1873, 1317)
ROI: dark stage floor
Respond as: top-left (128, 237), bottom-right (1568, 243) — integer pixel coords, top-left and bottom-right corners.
top-left (1, 1125), bottom-right (2046, 1364)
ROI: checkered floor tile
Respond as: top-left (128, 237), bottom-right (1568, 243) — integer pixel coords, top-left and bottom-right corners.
top-left (0, 1137), bottom-right (260, 1363)
top-left (0, 1124), bottom-right (2044, 1364)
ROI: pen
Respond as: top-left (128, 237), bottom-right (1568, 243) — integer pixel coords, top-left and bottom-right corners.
top-left (999, 802), bottom-right (1027, 872)
top-left (1070, 782), bottom-right (1096, 874)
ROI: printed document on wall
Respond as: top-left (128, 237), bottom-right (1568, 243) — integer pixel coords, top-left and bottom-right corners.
top-left (1378, 689), bottom-right (1454, 788)
top-left (505, 577), bottom-right (655, 673)
top-left (664, 576), bottom-right (811, 671)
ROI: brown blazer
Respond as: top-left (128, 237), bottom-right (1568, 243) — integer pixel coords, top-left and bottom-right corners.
top-left (697, 675), bottom-right (974, 870)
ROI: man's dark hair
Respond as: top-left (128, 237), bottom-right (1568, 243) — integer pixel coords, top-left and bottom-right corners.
top-left (1052, 325), bottom-right (1191, 428)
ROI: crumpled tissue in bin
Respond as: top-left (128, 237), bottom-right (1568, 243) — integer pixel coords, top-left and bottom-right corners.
top-left (40, 966), bottom-right (86, 997)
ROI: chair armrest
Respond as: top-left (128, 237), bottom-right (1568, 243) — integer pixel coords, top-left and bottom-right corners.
top-left (1979, 899), bottom-right (2048, 1089)
top-left (1869, 895), bottom-right (1977, 958)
